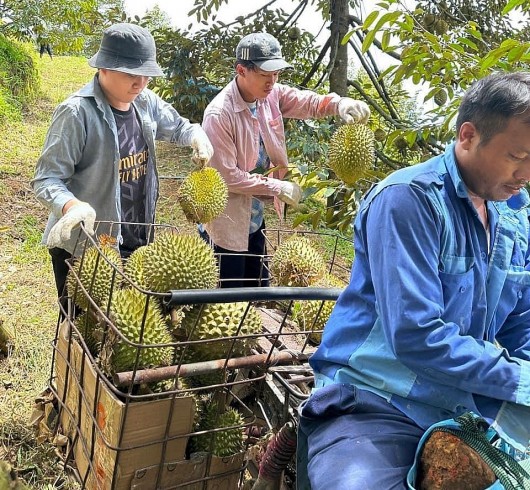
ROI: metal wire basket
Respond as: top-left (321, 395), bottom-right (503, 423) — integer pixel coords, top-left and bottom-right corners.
top-left (48, 221), bottom-right (350, 489)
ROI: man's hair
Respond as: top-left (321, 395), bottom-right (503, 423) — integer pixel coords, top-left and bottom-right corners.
top-left (456, 72), bottom-right (530, 145)
top-left (235, 59), bottom-right (257, 71)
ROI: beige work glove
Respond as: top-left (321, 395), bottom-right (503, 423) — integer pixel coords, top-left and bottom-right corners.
top-left (277, 181), bottom-right (302, 207)
top-left (338, 97), bottom-right (371, 124)
top-left (191, 131), bottom-right (214, 167)
top-left (47, 201), bottom-right (96, 249)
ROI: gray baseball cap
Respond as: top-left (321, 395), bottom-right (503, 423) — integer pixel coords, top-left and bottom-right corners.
top-left (236, 32), bottom-right (293, 71)
top-left (88, 23), bottom-right (164, 77)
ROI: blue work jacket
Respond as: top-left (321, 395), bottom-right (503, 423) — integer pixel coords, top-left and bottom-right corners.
top-left (310, 143), bottom-right (530, 429)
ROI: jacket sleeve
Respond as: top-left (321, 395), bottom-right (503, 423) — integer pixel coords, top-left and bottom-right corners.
top-left (32, 103), bottom-right (83, 218)
top-left (276, 84), bottom-right (341, 120)
top-left (202, 109), bottom-right (283, 197)
top-left (366, 184), bottom-right (530, 406)
top-left (148, 90), bottom-right (205, 147)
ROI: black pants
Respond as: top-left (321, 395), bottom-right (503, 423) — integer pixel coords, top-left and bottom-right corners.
top-left (49, 247), bottom-right (73, 315)
top-left (40, 43), bottom-right (52, 59)
top-left (199, 221), bottom-right (269, 288)
top-left (49, 247), bottom-right (72, 297)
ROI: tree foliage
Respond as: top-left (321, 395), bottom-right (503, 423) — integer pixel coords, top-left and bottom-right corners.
top-left (4, 0), bottom-right (530, 233)
top-left (141, 0), bottom-right (528, 231)
top-left (0, 34), bottom-right (39, 123)
top-left (0, 0), bottom-right (125, 55)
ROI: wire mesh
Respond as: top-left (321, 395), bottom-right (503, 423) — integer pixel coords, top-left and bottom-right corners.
top-left (48, 221), bottom-right (350, 489)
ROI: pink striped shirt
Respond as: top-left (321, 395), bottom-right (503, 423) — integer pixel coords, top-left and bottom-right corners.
top-left (202, 78), bottom-right (341, 251)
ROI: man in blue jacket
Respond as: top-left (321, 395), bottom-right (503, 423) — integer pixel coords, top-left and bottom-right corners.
top-left (32, 23), bottom-right (213, 298)
top-left (300, 71), bottom-right (530, 488)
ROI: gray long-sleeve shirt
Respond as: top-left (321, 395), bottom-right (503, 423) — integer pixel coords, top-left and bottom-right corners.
top-left (32, 74), bottom-right (203, 254)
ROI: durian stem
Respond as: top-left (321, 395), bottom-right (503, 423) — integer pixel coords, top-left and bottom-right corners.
top-left (113, 350), bottom-right (310, 387)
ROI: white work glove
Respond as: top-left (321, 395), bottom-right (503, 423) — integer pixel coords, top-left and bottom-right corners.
top-left (277, 181), bottom-right (302, 207)
top-left (338, 97), bottom-right (371, 124)
top-left (191, 131), bottom-right (214, 167)
top-left (47, 201), bottom-right (96, 249)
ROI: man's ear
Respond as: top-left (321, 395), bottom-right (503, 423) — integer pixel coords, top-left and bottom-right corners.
top-left (458, 121), bottom-right (478, 149)
top-left (235, 64), bottom-right (246, 77)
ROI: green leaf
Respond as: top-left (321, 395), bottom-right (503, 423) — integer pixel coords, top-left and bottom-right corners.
top-left (373, 11), bottom-right (402, 32)
top-left (341, 30), bottom-right (356, 45)
top-left (362, 11), bottom-right (380, 30)
top-left (502, 0), bottom-right (526, 15)
top-left (381, 31), bottom-right (391, 51)
top-left (457, 38), bottom-right (477, 51)
top-left (362, 30), bottom-right (377, 53)
top-left (311, 210), bottom-right (322, 229)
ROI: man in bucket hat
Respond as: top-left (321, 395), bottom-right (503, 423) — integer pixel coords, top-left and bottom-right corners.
top-left (32, 23), bottom-right (213, 300)
top-left (200, 32), bottom-right (370, 287)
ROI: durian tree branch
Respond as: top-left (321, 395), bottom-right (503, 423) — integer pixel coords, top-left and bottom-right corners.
top-left (349, 14), bottom-right (402, 61)
top-left (347, 38), bottom-right (401, 122)
top-left (375, 148), bottom-right (404, 171)
top-left (273, 0), bottom-right (308, 37)
top-left (213, 0), bottom-right (278, 29)
top-left (328, 0), bottom-right (349, 96)
top-left (299, 36), bottom-right (331, 88)
top-left (352, 29), bottom-right (401, 117)
top-left (347, 78), bottom-right (407, 129)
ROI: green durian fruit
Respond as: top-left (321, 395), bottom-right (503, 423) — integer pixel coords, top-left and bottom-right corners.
top-left (423, 13), bottom-right (436, 29)
top-left (74, 310), bottom-right (104, 356)
top-left (394, 136), bottom-right (409, 150)
top-left (123, 245), bottom-right (150, 289)
top-left (66, 243), bottom-right (122, 310)
top-left (143, 232), bottom-right (219, 292)
top-left (190, 400), bottom-right (245, 457)
top-left (100, 288), bottom-right (174, 374)
top-left (182, 302), bottom-right (262, 360)
top-left (137, 376), bottom-right (192, 397)
top-left (270, 236), bottom-right (326, 287)
top-left (433, 90), bottom-right (448, 106)
top-left (293, 274), bottom-right (345, 344)
top-left (328, 123), bottom-right (375, 185)
top-left (434, 19), bottom-right (448, 35)
top-left (177, 167), bottom-right (228, 224)
top-left (374, 128), bottom-right (387, 142)
top-left (287, 26), bottom-right (301, 40)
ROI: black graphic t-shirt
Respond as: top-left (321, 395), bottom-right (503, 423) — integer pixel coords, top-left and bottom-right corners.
top-left (113, 106), bottom-right (148, 257)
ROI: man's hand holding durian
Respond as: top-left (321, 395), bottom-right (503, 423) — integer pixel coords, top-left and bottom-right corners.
top-left (338, 98), bottom-right (371, 124)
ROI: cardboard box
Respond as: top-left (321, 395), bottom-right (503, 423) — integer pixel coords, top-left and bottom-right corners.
top-left (55, 322), bottom-right (196, 490)
top-left (130, 452), bottom-right (246, 489)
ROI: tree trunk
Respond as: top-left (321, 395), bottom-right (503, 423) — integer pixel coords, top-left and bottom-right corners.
top-left (328, 0), bottom-right (350, 212)
top-left (329, 0), bottom-right (349, 97)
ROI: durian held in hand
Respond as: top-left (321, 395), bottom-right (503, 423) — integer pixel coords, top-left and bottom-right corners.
top-left (328, 123), bottom-right (376, 186)
top-left (177, 167), bottom-right (228, 224)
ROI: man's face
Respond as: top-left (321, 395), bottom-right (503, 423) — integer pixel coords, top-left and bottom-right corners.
top-left (98, 69), bottom-right (152, 110)
top-left (456, 117), bottom-right (530, 201)
top-left (236, 65), bottom-right (282, 102)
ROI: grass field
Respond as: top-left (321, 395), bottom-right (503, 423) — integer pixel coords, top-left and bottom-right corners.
top-left (0, 55), bottom-right (206, 488)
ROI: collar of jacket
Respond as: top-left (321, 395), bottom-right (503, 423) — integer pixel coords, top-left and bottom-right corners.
top-left (76, 74), bottom-right (150, 115)
top-left (230, 76), bottom-right (260, 114)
